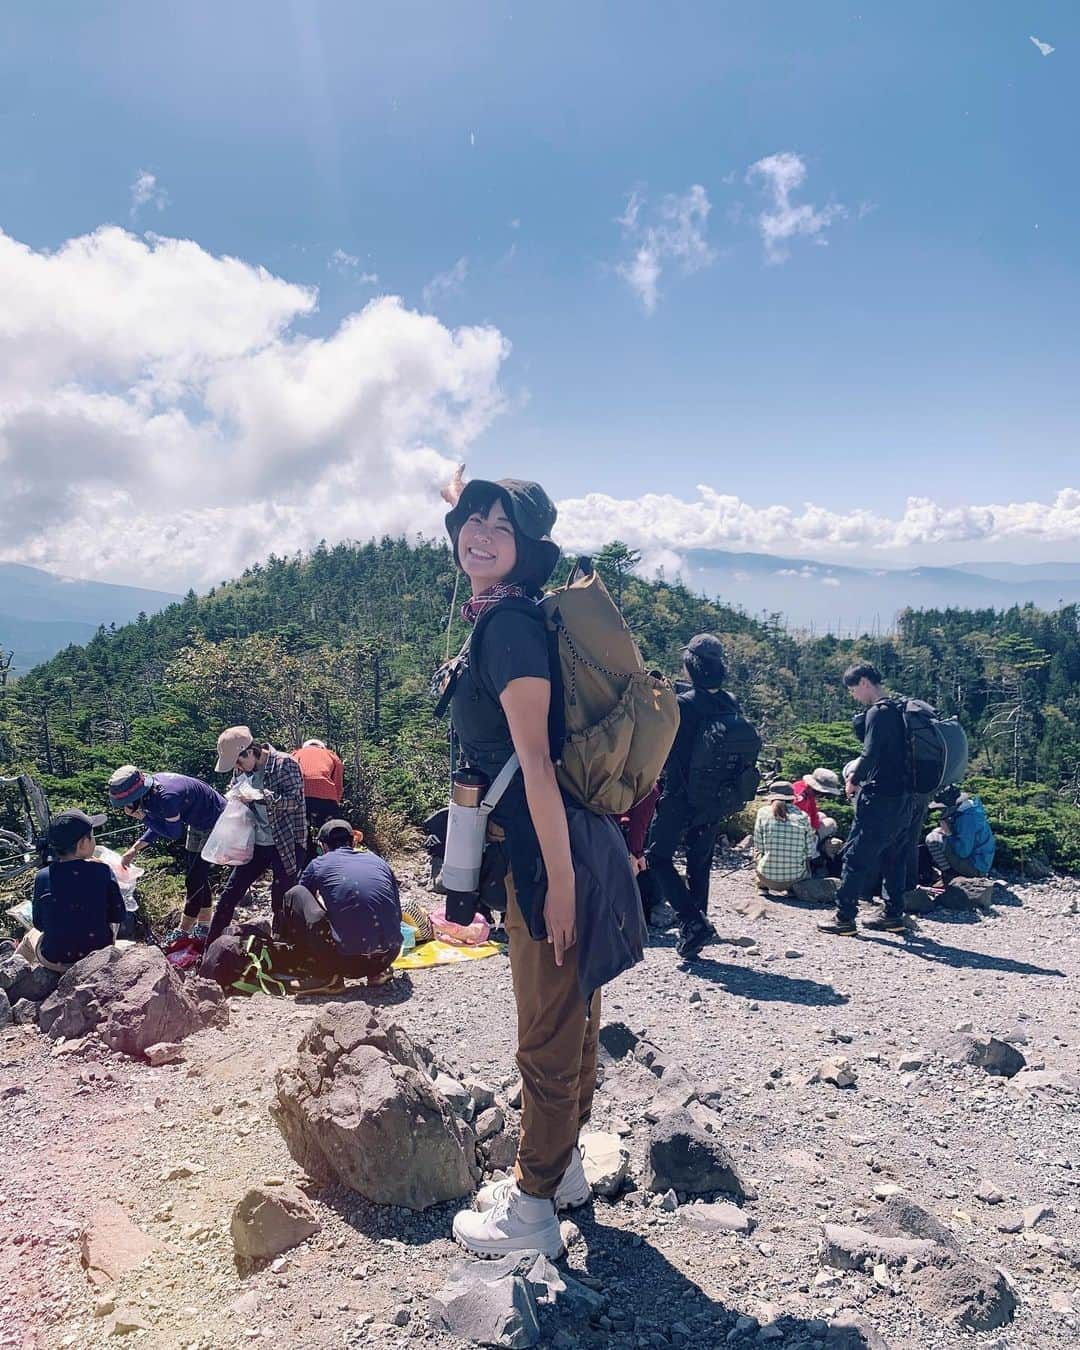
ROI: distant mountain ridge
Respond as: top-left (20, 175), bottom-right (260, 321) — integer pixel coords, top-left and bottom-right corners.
top-left (677, 550), bottom-right (1080, 633)
top-left (0, 563), bottom-right (180, 673)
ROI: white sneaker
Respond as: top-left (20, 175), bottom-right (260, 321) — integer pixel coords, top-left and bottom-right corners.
top-left (474, 1144), bottom-right (591, 1213)
top-left (452, 1183), bottom-right (564, 1259)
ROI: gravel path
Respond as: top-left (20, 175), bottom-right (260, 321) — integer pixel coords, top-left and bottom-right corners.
top-left (1, 856), bottom-right (1077, 1350)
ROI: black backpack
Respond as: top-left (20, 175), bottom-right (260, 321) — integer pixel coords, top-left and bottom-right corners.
top-left (882, 698), bottom-right (970, 796)
top-left (685, 708), bottom-right (762, 820)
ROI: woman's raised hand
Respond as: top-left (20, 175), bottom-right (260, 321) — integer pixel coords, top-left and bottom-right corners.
top-left (441, 463), bottom-right (466, 508)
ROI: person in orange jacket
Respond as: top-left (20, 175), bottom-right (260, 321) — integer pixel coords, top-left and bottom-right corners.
top-left (292, 739), bottom-right (345, 863)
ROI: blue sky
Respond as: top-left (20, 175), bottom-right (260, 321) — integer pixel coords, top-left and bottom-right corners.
top-left (1, 2), bottom-right (1077, 586)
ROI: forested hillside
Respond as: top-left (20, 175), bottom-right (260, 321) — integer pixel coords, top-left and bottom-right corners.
top-left (2, 538), bottom-right (1079, 871)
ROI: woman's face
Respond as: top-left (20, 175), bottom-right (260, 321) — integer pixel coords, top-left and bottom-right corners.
top-left (458, 499), bottom-right (517, 588)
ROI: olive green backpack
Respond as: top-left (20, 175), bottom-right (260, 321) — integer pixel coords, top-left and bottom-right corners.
top-left (464, 560), bottom-right (679, 815)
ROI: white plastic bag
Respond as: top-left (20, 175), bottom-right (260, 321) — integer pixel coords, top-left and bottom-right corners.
top-left (94, 845), bottom-right (144, 912)
top-left (5, 899), bottom-right (33, 932)
top-left (201, 795), bottom-right (255, 867)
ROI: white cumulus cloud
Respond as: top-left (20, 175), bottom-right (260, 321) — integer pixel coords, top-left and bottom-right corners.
top-left (1029, 35), bottom-right (1055, 56)
top-left (553, 486), bottom-right (1080, 560)
top-left (746, 152), bottom-right (844, 263)
top-left (615, 185), bottom-right (714, 313)
top-left (0, 225), bottom-right (509, 588)
top-left (130, 170), bottom-right (168, 219)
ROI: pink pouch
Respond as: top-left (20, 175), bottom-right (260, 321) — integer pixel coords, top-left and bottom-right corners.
top-left (429, 906), bottom-right (491, 946)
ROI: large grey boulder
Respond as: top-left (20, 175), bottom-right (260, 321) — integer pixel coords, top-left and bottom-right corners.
top-left (271, 1006), bottom-right (478, 1210)
top-left (646, 1108), bottom-right (747, 1198)
top-left (0, 989), bottom-right (11, 1029)
top-left (820, 1224), bottom-right (937, 1270)
top-left (37, 946), bottom-right (205, 1058)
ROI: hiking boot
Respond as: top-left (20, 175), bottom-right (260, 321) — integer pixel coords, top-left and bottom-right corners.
top-left (163, 927), bottom-right (189, 947)
top-left (475, 1144), bottom-right (591, 1214)
top-left (817, 918), bottom-right (858, 937)
top-left (191, 923), bottom-right (211, 941)
top-left (288, 973), bottom-right (346, 996)
top-left (452, 1183), bottom-right (563, 1259)
top-left (675, 920), bottom-right (717, 959)
top-left (862, 915), bottom-right (908, 934)
top-left (367, 968), bottom-right (394, 987)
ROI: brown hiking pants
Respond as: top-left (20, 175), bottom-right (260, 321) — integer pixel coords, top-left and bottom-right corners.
top-left (505, 877), bottom-right (601, 1200)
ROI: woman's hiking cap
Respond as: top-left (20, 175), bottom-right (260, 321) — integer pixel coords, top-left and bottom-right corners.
top-left (765, 780), bottom-right (796, 802)
top-left (107, 765), bottom-right (155, 805)
top-left (48, 808), bottom-right (107, 852)
top-left (445, 478), bottom-right (560, 588)
top-left (216, 725), bottom-right (254, 773)
top-left (803, 767), bottom-right (842, 796)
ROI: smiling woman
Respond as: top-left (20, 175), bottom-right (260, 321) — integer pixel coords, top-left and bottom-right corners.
top-left (438, 473), bottom-right (642, 1261)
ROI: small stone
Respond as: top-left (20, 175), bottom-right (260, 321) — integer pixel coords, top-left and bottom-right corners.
top-left (474, 1106), bottom-right (505, 1142)
top-left (95, 1297), bottom-right (117, 1318)
top-left (464, 1078), bottom-right (496, 1111)
top-left (144, 1041), bottom-right (184, 1066)
top-left (810, 1056), bottom-right (858, 1089)
top-left (996, 1212), bottom-right (1024, 1234)
top-left (784, 949), bottom-right (803, 960)
top-left (580, 1130), bottom-right (630, 1197)
top-left (897, 1053), bottom-right (926, 1072)
top-left (506, 1079), bottom-right (523, 1109)
top-left (560, 1219), bottom-right (582, 1249)
top-left (392, 1307), bottom-right (410, 1327)
top-left (975, 1180), bottom-right (1004, 1206)
top-left (1022, 1202), bottom-right (1054, 1229)
top-left (873, 1184), bottom-right (902, 1200)
top-left (689, 990), bottom-right (702, 1004)
top-left (658, 1189), bottom-right (678, 1212)
top-left (107, 1309), bottom-right (150, 1336)
top-left (161, 1162), bottom-right (203, 1182)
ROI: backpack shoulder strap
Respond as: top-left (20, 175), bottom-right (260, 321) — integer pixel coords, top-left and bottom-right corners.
top-left (463, 598), bottom-right (564, 764)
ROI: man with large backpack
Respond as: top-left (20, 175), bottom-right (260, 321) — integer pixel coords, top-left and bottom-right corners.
top-left (820, 663), bottom-right (915, 936)
top-left (645, 634), bottom-right (761, 959)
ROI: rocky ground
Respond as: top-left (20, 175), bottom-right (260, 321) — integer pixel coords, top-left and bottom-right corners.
top-left (1, 853), bottom-right (1078, 1350)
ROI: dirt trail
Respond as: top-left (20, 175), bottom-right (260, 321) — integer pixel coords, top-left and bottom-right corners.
top-left (1, 860), bottom-right (1077, 1350)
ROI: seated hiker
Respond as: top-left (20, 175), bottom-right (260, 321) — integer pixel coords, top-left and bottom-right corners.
top-left (291, 738), bottom-right (345, 863)
top-left (108, 765), bottom-right (226, 946)
top-left (792, 766), bottom-right (842, 841)
top-left (21, 810), bottom-right (124, 973)
top-left (278, 818), bottom-right (403, 995)
top-left (925, 787), bottom-right (995, 882)
top-left (752, 782), bottom-right (816, 893)
top-left (205, 726), bottom-right (306, 948)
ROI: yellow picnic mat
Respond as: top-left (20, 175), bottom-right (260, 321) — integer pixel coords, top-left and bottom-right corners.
top-left (393, 938), bottom-right (507, 970)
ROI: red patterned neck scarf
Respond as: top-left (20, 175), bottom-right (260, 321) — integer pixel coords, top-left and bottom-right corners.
top-left (461, 582), bottom-right (529, 625)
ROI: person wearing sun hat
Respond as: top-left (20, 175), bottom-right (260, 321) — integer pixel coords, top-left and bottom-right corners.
top-left (752, 781), bottom-right (816, 894)
top-left (792, 766), bottom-right (843, 839)
top-left (108, 764), bottom-right (226, 947)
top-left (203, 726), bottom-right (307, 948)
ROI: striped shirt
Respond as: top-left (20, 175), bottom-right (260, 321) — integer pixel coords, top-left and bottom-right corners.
top-left (753, 804), bottom-right (815, 885)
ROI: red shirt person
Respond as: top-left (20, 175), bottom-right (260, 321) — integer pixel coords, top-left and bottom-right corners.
top-left (792, 767), bottom-right (843, 835)
top-left (292, 739), bottom-right (345, 844)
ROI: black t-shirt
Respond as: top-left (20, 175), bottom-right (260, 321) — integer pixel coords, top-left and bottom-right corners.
top-left (451, 605), bottom-right (551, 799)
top-left (449, 603), bottom-right (554, 934)
top-left (32, 859), bottom-right (125, 966)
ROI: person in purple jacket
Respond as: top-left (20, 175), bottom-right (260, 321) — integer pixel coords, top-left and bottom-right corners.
top-left (108, 765), bottom-right (226, 945)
